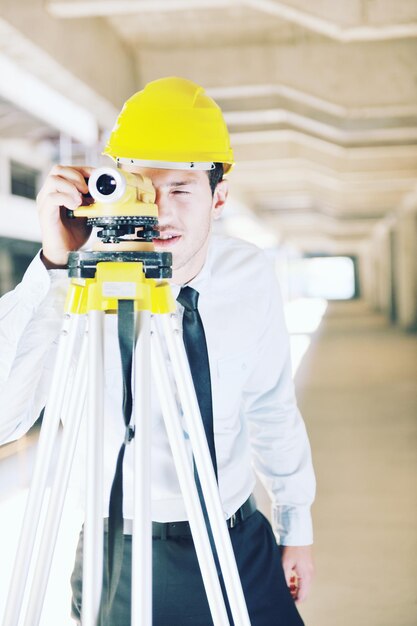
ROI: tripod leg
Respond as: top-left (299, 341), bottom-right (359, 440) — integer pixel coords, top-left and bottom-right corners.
top-left (132, 310), bottom-right (152, 626)
top-left (82, 310), bottom-right (105, 626)
top-left (2, 313), bottom-right (82, 626)
top-left (23, 330), bottom-right (88, 626)
top-left (151, 316), bottom-right (230, 626)
top-left (160, 313), bottom-right (251, 626)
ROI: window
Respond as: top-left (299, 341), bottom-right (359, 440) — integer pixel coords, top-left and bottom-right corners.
top-left (301, 255), bottom-right (357, 300)
top-left (10, 161), bottom-right (40, 200)
top-left (0, 237), bottom-right (41, 296)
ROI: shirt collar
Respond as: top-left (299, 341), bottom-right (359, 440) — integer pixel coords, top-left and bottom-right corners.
top-left (169, 236), bottom-right (214, 299)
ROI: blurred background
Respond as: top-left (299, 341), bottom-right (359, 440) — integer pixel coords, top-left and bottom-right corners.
top-left (0, 1), bottom-right (416, 624)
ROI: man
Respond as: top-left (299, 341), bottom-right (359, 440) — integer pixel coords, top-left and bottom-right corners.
top-left (0, 77), bottom-right (315, 625)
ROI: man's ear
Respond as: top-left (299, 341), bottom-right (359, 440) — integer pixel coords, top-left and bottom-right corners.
top-left (212, 179), bottom-right (228, 220)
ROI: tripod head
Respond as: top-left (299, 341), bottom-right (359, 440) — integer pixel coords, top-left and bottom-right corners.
top-left (69, 167), bottom-right (160, 251)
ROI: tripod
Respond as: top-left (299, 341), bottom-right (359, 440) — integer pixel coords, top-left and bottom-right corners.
top-left (2, 253), bottom-right (251, 626)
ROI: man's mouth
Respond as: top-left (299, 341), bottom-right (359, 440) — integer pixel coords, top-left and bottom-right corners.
top-left (153, 232), bottom-right (181, 247)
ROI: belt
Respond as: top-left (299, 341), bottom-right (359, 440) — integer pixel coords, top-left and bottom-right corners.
top-left (103, 494), bottom-right (257, 538)
top-left (152, 494), bottom-right (257, 539)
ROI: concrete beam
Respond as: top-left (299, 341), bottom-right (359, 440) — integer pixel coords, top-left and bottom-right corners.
top-left (0, 0), bottom-right (136, 128)
top-left (209, 84), bottom-right (417, 121)
top-left (244, 0), bottom-right (417, 42)
top-left (224, 109), bottom-right (417, 146)
top-left (136, 39), bottom-right (417, 109)
top-left (0, 51), bottom-right (98, 145)
top-left (264, 211), bottom-right (377, 237)
top-left (47, 0), bottom-right (417, 41)
top-left (232, 163), bottom-right (417, 203)
top-left (231, 136), bottom-right (417, 173)
top-left (48, 0), bottom-right (234, 17)
top-left (234, 158), bottom-right (417, 182)
top-left (276, 233), bottom-right (367, 256)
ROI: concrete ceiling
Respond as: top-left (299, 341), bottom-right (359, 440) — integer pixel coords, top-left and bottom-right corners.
top-left (0, 0), bottom-right (416, 253)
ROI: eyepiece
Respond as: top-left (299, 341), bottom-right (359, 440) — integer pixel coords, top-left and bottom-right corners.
top-left (88, 167), bottom-right (126, 203)
top-left (96, 174), bottom-right (117, 196)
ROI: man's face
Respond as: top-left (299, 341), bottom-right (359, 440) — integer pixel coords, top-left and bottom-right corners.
top-left (122, 165), bottom-right (228, 284)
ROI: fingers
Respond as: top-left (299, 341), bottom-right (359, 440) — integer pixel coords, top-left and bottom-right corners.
top-left (47, 189), bottom-right (81, 212)
top-left (36, 165), bottom-right (94, 267)
top-left (294, 559), bottom-right (314, 602)
top-left (285, 567), bottom-right (307, 603)
top-left (50, 164), bottom-right (93, 192)
top-left (281, 545), bottom-right (314, 603)
top-left (37, 165), bottom-right (91, 206)
top-left (281, 555), bottom-right (298, 600)
top-left (286, 571), bottom-right (311, 603)
top-left (289, 573), bottom-right (299, 601)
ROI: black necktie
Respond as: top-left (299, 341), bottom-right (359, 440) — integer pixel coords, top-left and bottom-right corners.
top-left (177, 286), bottom-right (218, 478)
top-left (177, 288), bottom-right (223, 583)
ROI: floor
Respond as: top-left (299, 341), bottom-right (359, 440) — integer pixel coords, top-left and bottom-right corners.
top-left (293, 300), bottom-right (417, 626)
top-left (1, 298), bottom-right (416, 625)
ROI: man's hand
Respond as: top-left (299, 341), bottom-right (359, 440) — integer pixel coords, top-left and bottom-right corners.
top-left (37, 165), bottom-right (94, 268)
top-left (281, 545), bottom-right (314, 603)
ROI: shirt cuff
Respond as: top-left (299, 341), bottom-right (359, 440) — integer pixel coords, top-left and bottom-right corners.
top-left (272, 504), bottom-right (314, 546)
top-left (20, 250), bottom-right (68, 306)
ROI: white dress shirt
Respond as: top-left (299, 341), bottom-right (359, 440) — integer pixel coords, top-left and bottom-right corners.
top-left (0, 234), bottom-right (315, 546)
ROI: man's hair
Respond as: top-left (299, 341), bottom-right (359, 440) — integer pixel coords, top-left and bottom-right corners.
top-left (208, 163), bottom-right (224, 195)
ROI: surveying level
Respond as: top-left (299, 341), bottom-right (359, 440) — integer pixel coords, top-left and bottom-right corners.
top-left (67, 167), bottom-right (160, 252)
top-left (2, 167), bottom-right (251, 626)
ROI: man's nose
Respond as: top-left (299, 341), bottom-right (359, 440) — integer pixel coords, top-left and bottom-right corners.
top-left (155, 191), bottom-right (172, 221)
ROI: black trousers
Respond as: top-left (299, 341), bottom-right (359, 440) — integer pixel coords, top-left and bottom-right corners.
top-left (70, 511), bottom-right (304, 626)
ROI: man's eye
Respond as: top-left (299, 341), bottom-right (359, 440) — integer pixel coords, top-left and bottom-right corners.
top-left (172, 190), bottom-right (190, 195)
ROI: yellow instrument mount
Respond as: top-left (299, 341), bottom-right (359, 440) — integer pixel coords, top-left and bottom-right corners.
top-left (65, 261), bottom-right (175, 316)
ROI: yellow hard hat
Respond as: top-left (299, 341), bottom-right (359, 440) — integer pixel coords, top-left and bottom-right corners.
top-left (103, 77), bottom-right (234, 173)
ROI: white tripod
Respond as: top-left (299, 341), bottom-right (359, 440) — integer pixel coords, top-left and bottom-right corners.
top-left (2, 257), bottom-right (251, 626)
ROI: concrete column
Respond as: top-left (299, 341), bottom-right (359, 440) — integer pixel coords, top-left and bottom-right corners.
top-left (356, 244), bottom-right (370, 306)
top-left (394, 207), bottom-right (417, 331)
top-left (363, 239), bottom-right (381, 311)
top-left (373, 221), bottom-right (395, 318)
top-left (388, 228), bottom-right (397, 323)
top-left (363, 216), bottom-right (398, 322)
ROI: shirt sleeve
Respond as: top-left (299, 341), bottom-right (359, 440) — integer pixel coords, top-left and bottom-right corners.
top-left (244, 257), bottom-right (316, 546)
top-left (0, 252), bottom-right (69, 444)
